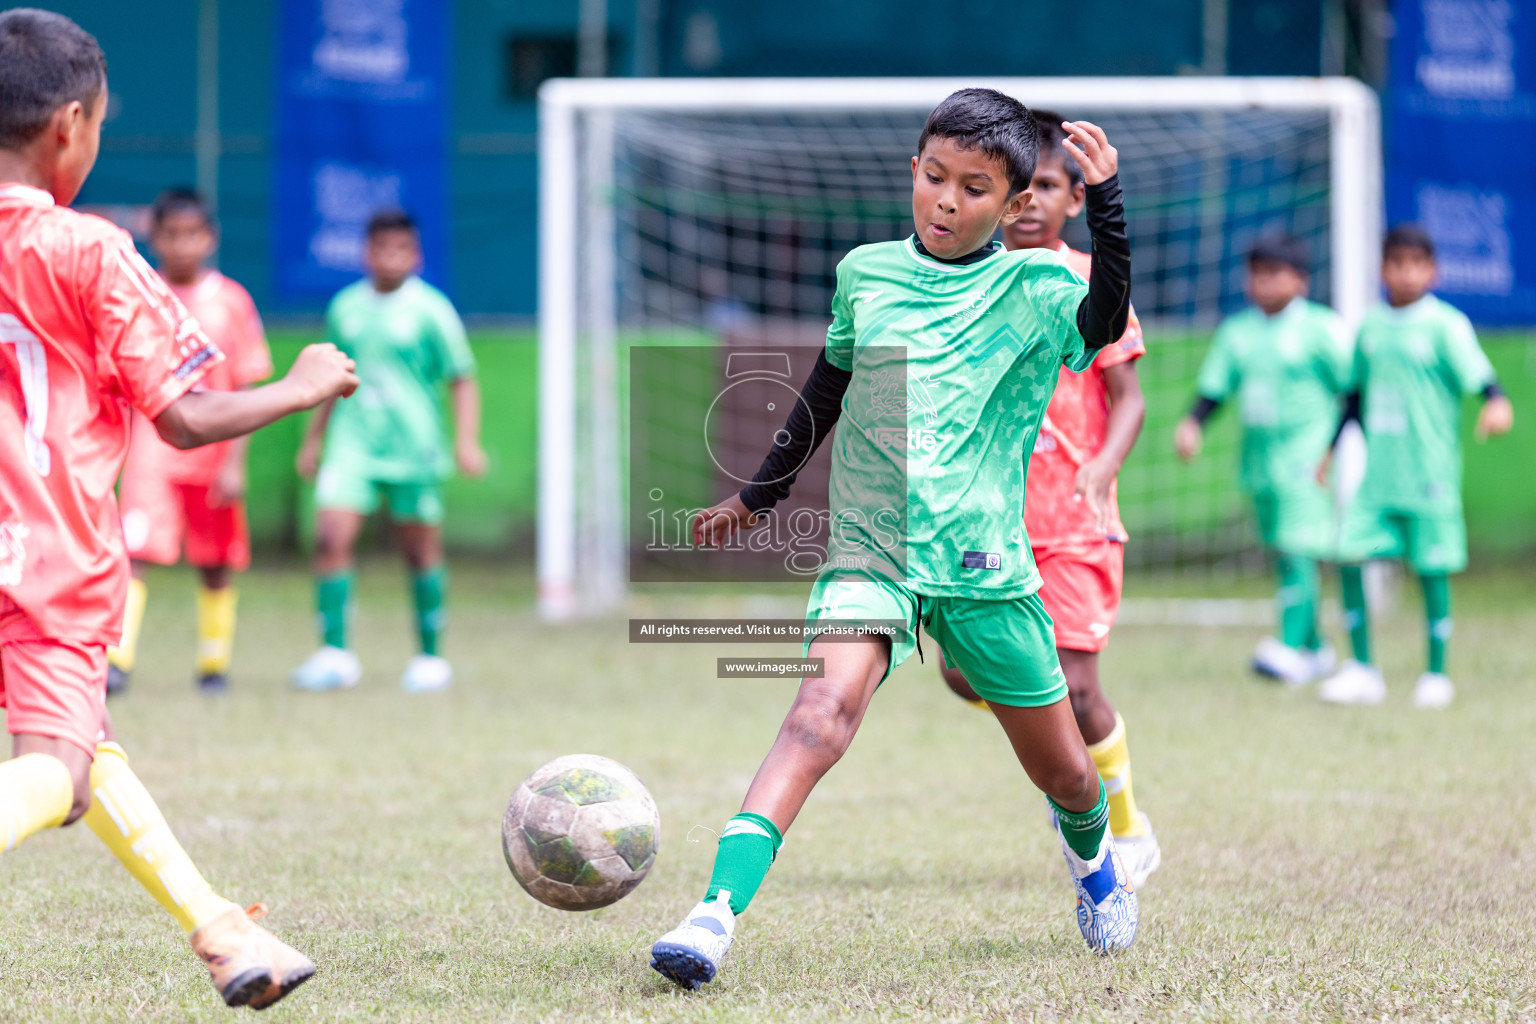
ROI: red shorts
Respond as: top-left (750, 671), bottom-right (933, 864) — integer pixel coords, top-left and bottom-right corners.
top-left (119, 477), bottom-right (250, 570)
top-left (1034, 540), bottom-right (1125, 653)
top-left (0, 598), bottom-right (107, 756)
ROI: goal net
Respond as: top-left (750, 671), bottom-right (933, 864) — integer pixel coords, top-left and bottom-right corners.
top-left (538, 77), bottom-right (1381, 620)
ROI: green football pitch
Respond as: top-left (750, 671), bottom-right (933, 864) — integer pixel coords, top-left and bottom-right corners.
top-left (2, 560), bottom-right (1532, 1022)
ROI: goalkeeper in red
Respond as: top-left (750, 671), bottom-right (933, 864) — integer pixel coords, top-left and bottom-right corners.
top-left (649, 89), bottom-right (1138, 990)
top-left (0, 9), bottom-right (357, 1009)
top-left (1318, 224), bottom-right (1512, 708)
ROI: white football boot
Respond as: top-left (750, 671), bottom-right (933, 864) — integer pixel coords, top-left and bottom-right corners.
top-left (400, 653), bottom-right (454, 693)
top-left (290, 645), bottom-right (361, 691)
top-left (1059, 829), bottom-right (1138, 953)
top-left (650, 894), bottom-right (737, 990)
top-left (1251, 637), bottom-right (1318, 686)
top-left (1317, 659), bottom-right (1386, 706)
top-left (1114, 813), bottom-right (1162, 889)
top-left (1412, 672), bottom-right (1455, 709)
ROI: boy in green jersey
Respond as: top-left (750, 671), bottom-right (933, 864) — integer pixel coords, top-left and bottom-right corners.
top-left (292, 209), bottom-right (486, 694)
top-left (649, 89), bottom-right (1138, 989)
top-left (1175, 236), bottom-right (1351, 685)
top-left (1318, 224), bottom-right (1512, 709)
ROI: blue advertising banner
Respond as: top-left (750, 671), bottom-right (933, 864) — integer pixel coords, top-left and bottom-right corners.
top-left (274, 0), bottom-right (448, 303)
top-left (1388, 0), bottom-right (1536, 324)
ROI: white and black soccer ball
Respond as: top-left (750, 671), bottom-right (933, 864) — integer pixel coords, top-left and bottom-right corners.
top-left (501, 754), bottom-right (660, 911)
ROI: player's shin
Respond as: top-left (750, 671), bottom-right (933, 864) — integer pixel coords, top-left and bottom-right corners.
top-left (195, 585), bottom-right (237, 675)
top-left (1340, 565), bottom-right (1372, 663)
top-left (1421, 572), bottom-right (1452, 674)
top-left (411, 564), bottom-right (447, 656)
top-left (316, 570), bottom-right (353, 649)
top-left (81, 742), bottom-right (237, 933)
top-left (703, 812), bottom-right (783, 915)
top-left (1086, 714), bottom-right (1145, 838)
top-left (0, 753), bottom-right (74, 853)
top-left (1276, 553), bottom-right (1319, 650)
top-left (107, 577), bottom-right (149, 673)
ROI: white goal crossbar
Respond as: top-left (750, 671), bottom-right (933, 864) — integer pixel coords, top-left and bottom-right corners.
top-left (537, 76), bottom-right (1382, 621)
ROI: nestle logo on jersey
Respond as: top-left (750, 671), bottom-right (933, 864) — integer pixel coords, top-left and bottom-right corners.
top-left (864, 427), bottom-right (938, 451)
top-left (962, 550), bottom-right (1002, 571)
top-left (173, 344), bottom-right (218, 379)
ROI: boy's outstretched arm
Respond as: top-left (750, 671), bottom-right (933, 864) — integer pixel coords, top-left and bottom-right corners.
top-left (451, 376), bottom-right (488, 476)
top-left (155, 342), bottom-right (358, 450)
top-left (1062, 121), bottom-right (1131, 350)
top-left (1077, 360), bottom-right (1145, 531)
top-left (693, 351), bottom-right (852, 547)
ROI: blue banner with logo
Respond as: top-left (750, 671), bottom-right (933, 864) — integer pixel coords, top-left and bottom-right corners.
top-left (1388, 0), bottom-right (1536, 324)
top-left (274, 0), bottom-right (448, 303)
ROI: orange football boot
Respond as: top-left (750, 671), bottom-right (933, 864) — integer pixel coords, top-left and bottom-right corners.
top-left (189, 903), bottom-right (316, 1010)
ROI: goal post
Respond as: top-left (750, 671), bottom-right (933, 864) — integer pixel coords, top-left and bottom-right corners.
top-left (537, 76), bottom-right (1382, 621)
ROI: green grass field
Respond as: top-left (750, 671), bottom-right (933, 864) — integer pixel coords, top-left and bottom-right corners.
top-left (2, 560), bottom-right (1534, 1023)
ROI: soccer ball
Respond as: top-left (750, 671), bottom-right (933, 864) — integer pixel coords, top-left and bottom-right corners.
top-left (501, 754), bottom-right (660, 911)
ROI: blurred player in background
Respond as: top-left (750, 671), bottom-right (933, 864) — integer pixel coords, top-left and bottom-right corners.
top-left (0, 9), bottom-right (357, 1008)
top-left (292, 208), bottom-right (486, 694)
top-left (1175, 237), bottom-right (1351, 685)
top-left (936, 110), bottom-right (1159, 887)
top-left (107, 189), bottom-right (272, 696)
top-left (1318, 225), bottom-right (1513, 709)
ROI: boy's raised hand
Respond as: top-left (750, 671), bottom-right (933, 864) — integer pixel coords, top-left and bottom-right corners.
top-left (692, 493), bottom-right (760, 548)
top-left (284, 343), bottom-right (359, 408)
top-left (1061, 121), bottom-right (1118, 185)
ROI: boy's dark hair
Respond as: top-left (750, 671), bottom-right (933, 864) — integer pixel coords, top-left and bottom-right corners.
top-left (151, 187), bottom-right (212, 228)
top-left (366, 207), bottom-right (417, 239)
top-left (1248, 234), bottom-right (1311, 275)
top-left (917, 88), bottom-right (1038, 195)
top-left (1028, 109), bottom-right (1083, 187)
top-left (1383, 222), bottom-right (1435, 259)
top-left (0, 9), bottom-right (107, 150)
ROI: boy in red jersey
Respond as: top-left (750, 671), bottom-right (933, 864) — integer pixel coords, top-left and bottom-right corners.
top-left (109, 188), bottom-right (273, 696)
top-left (0, 10), bottom-right (357, 1010)
top-left (938, 110), bottom-right (1159, 886)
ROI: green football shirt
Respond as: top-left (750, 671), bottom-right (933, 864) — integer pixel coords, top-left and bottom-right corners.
top-left (822, 237), bottom-right (1091, 599)
top-left (1195, 297), bottom-right (1352, 495)
top-left (1351, 294), bottom-right (1495, 514)
top-left (322, 276), bottom-right (476, 482)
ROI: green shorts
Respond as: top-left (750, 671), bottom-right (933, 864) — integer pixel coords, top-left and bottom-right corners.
top-left (802, 572), bottom-right (1067, 708)
top-left (1252, 486), bottom-right (1335, 560)
top-left (315, 462), bottom-right (445, 525)
top-left (1338, 503), bottom-right (1466, 574)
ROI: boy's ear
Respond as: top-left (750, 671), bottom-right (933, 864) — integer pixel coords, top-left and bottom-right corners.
top-left (998, 189), bottom-right (1030, 226)
top-left (1065, 181), bottom-right (1087, 219)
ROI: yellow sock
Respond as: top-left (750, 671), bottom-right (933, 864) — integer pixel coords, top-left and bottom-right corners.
top-left (0, 753), bottom-right (74, 853)
top-left (82, 742), bottom-right (237, 933)
top-left (108, 577), bottom-right (148, 672)
top-left (1086, 713), bottom-right (1147, 838)
top-left (195, 585), bottom-right (237, 675)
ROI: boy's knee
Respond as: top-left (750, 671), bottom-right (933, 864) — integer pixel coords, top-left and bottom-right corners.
top-left (785, 687), bottom-right (859, 757)
top-left (1041, 754), bottom-right (1100, 806)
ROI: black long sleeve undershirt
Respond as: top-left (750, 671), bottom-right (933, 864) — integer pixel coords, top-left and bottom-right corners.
top-left (738, 351), bottom-right (852, 515)
top-left (737, 175), bottom-right (1133, 516)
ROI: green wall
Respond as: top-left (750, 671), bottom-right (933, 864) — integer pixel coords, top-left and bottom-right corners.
top-left (246, 330), bottom-right (1536, 559)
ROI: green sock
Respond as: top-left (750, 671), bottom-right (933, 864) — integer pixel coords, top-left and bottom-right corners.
top-left (704, 812), bottom-right (783, 915)
top-left (1340, 564), bottom-right (1372, 663)
top-left (316, 571), bottom-right (352, 649)
top-left (1421, 572), bottom-right (1452, 675)
top-left (411, 564), bottom-right (448, 656)
top-left (1276, 553), bottom-right (1319, 650)
top-left (1050, 782), bottom-right (1109, 861)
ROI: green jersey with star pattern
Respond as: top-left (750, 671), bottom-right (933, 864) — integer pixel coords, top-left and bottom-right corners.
top-left (1350, 294), bottom-right (1495, 515)
top-left (1195, 298), bottom-right (1352, 495)
top-left (821, 237), bottom-right (1091, 599)
top-left (321, 276), bottom-right (476, 483)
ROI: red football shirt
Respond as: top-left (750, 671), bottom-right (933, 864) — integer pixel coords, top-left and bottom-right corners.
top-left (1025, 241), bottom-right (1145, 547)
top-left (0, 184), bottom-right (222, 644)
top-left (121, 271), bottom-right (271, 486)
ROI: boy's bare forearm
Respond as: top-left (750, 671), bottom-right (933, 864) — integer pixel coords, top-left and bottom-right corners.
top-left (451, 377), bottom-right (481, 445)
top-left (1096, 361), bottom-right (1145, 474)
top-left (155, 379), bottom-right (311, 450)
top-left (304, 396), bottom-right (337, 445)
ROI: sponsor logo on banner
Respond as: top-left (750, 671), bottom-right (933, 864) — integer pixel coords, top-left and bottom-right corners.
top-left (309, 164), bottom-right (403, 272)
top-left (1416, 0), bottom-right (1515, 100)
top-left (1417, 184), bottom-right (1514, 295)
top-left (313, 0), bottom-right (410, 84)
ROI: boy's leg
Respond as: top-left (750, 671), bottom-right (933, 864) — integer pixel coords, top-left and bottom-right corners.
top-left (194, 566), bottom-right (236, 690)
top-left (393, 484), bottom-right (452, 692)
top-left (186, 485), bottom-right (251, 691)
top-left (1421, 572), bottom-right (1452, 675)
top-left (105, 564), bottom-right (150, 693)
top-left (1275, 552), bottom-right (1320, 652)
top-left (292, 506), bottom-right (366, 691)
top-left (111, 470), bottom-right (186, 692)
top-left (1339, 564), bottom-right (1372, 663)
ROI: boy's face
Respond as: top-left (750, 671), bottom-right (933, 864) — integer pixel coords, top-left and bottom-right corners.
top-left (910, 136), bottom-right (1027, 259)
top-left (365, 228), bottom-right (420, 291)
top-left (150, 210), bottom-right (215, 284)
top-left (1002, 155), bottom-right (1084, 252)
top-left (1246, 259), bottom-right (1307, 315)
top-left (1381, 246), bottom-right (1436, 306)
top-left (51, 84), bottom-right (108, 206)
